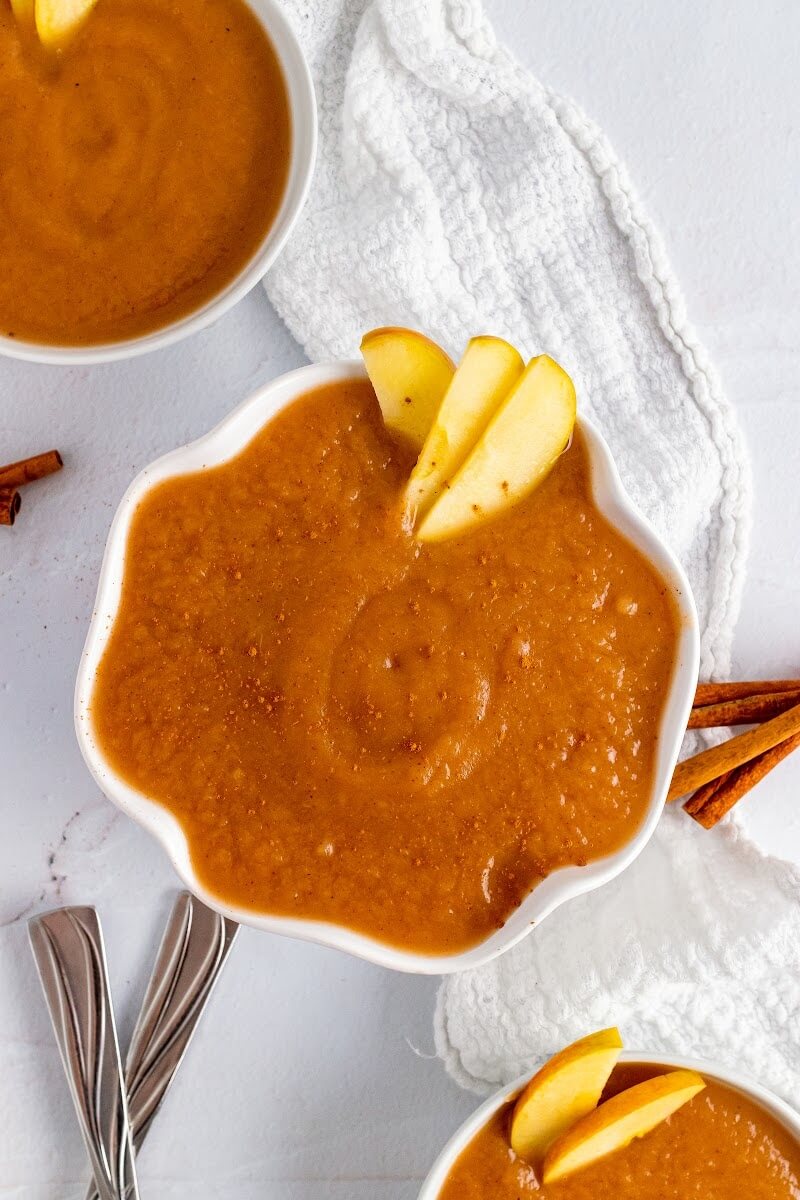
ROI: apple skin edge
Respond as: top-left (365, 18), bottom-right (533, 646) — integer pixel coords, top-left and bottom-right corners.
top-left (32, 0), bottom-right (102, 50)
top-left (541, 1069), bottom-right (707, 1185)
top-left (510, 1027), bottom-right (623, 1168)
top-left (359, 329), bottom-right (577, 545)
top-left (405, 335), bottom-right (524, 520)
top-left (360, 327), bottom-right (455, 453)
top-left (10, 0), bottom-right (34, 23)
top-left (416, 354), bottom-right (577, 544)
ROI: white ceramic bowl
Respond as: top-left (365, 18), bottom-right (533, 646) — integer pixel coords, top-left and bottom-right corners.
top-left (75, 361), bottom-right (699, 974)
top-left (0, 0), bottom-right (316, 366)
top-left (418, 1053), bottom-right (800, 1198)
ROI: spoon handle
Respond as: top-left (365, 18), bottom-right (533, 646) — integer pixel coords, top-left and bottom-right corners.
top-left (83, 892), bottom-right (239, 1200)
top-left (29, 907), bottom-right (139, 1200)
top-left (125, 892), bottom-right (239, 1142)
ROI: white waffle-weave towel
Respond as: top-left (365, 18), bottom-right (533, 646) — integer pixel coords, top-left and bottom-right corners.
top-left (267, 0), bottom-right (800, 1104)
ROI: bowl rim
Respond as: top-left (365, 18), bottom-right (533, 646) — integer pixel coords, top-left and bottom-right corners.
top-left (74, 359), bottom-right (700, 974)
top-left (417, 1051), bottom-right (800, 1198)
top-left (0, 0), bottom-right (317, 365)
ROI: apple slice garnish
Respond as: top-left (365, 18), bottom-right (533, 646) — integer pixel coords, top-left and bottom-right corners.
top-left (10, 0), bottom-right (34, 24)
top-left (405, 335), bottom-right (524, 521)
top-left (509, 1028), bottom-right (623, 1167)
top-left (416, 354), bottom-right (576, 543)
top-left (542, 1068), bottom-right (707, 1184)
top-left (360, 327), bottom-right (455, 453)
top-left (34, 0), bottom-right (99, 48)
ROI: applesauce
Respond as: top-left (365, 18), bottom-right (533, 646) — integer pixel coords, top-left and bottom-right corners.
top-left (90, 378), bottom-right (680, 953)
top-left (0, 0), bottom-right (290, 345)
top-left (438, 1063), bottom-right (800, 1198)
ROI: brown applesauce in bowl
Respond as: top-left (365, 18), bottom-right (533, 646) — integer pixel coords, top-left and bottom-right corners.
top-left (0, 0), bottom-right (291, 346)
top-left (437, 1063), bottom-right (800, 1198)
top-left (89, 377), bottom-right (681, 954)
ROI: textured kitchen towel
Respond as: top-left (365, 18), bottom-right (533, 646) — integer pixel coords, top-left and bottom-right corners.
top-left (266, 0), bottom-right (800, 1103)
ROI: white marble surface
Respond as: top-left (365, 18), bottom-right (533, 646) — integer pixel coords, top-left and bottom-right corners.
top-left (1, 0), bottom-right (799, 1195)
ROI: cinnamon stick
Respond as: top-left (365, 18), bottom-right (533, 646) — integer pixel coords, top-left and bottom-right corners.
top-left (684, 731), bottom-right (800, 828)
top-left (694, 679), bottom-right (800, 707)
top-left (0, 487), bottom-right (21, 526)
top-left (688, 688), bottom-right (800, 728)
top-left (668, 700), bottom-right (800, 801)
top-left (0, 449), bottom-right (62, 489)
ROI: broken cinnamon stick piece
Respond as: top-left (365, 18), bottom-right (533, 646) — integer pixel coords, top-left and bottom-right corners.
top-left (684, 731), bottom-right (800, 828)
top-left (0, 449), bottom-right (63, 489)
top-left (668, 700), bottom-right (800, 802)
top-left (694, 679), bottom-right (800, 707)
top-left (0, 487), bottom-right (21, 526)
top-left (688, 688), bottom-right (800, 728)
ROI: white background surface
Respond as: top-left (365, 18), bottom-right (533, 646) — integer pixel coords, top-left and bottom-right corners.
top-left (2, 1), bottom-right (800, 1195)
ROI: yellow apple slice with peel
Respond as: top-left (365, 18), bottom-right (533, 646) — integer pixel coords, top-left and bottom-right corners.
top-left (405, 335), bottom-right (524, 520)
top-left (35, 0), bottom-right (99, 48)
top-left (10, 0), bottom-right (34, 25)
top-left (542, 1068), bottom-right (707, 1184)
top-left (361, 327), bottom-right (455, 452)
top-left (510, 1028), bottom-right (623, 1166)
top-left (416, 354), bottom-right (576, 542)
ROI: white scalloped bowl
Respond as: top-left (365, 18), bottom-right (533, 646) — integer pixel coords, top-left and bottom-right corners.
top-left (0, 0), bottom-right (316, 366)
top-left (418, 1053), bottom-right (800, 1198)
top-left (75, 361), bottom-right (699, 974)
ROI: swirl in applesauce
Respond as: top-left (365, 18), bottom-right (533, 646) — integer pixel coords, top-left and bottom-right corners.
top-left (90, 379), bottom-right (680, 954)
top-left (291, 583), bottom-right (502, 794)
top-left (0, 0), bottom-right (290, 345)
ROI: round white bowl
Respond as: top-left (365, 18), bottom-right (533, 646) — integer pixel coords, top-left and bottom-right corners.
top-left (0, 0), bottom-right (316, 366)
top-left (75, 360), bottom-right (699, 974)
top-left (418, 1052), bottom-right (800, 1198)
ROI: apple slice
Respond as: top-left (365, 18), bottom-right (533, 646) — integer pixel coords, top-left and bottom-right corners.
top-left (35, 0), bottom-right (99, 48)
top-left (405, 335), bottom-right (524, 520)
top-left (542, 1068), bottom-right (707, 1184)
top-left (509, 1028), bottom-right (623, 1166)
top-left (416, 354), bottom-right (576, 543)
top-left (10, 0), bottom-right (34, 24)
top-left (361, 327), bottom-right (455, 452)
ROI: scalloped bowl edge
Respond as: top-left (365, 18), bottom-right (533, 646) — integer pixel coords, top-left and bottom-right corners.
top-left (75, 360), bottom-right (700, 974)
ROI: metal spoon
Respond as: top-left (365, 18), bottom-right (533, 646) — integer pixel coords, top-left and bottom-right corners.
top-left (29, 906), bottom-right (139, 1200)
top-left (83, 892), bottom-right (238, 1200)
top-left (31, 895), bottom-right (238, 1200)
